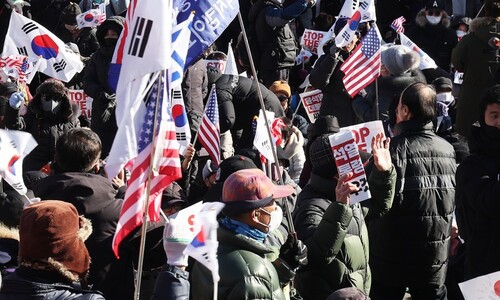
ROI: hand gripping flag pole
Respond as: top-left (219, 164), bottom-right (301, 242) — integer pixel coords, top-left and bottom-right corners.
top-left (236, 12), bottom-right (296, 236)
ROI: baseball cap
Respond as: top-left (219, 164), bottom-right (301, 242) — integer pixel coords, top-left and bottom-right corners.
top-left (222, 169), bottom-right (294, 216)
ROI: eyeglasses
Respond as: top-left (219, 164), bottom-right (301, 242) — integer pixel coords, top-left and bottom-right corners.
top-left (426, 9), bottom-right (442, 16)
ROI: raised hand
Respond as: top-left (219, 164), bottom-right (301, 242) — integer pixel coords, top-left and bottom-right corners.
top-left (371, 133), bottom-right (391, 172)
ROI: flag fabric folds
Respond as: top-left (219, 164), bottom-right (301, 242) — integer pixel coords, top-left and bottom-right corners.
top-left (391, 16), bottom-right (406, 33)
top-left (2, 11), bottom-right (83, 82)
top-left (340, 26), bottom-right (381, 98)
top-left (0, 129), bottom-right (37, 195)
top-left (170, 12), bottom-right (194, 88)
top-left (184, 202), bottom-right (225, 283)
top-left (171, 86), bottom-right (191, 151)
top-left (106, 0), bottom-right (173, 179)
top-left (399, 32), bottom-right (438, 70)
top-left (112, 74), bottom-right (182, 258)
top-left (459, 271), bottom-right (500, 299)
top-left (76, 7), bottom-right (106, 29)
top-left (224, 43), bottom-right (239, 76)
top-left (197, 84), bottom-right (221, 166)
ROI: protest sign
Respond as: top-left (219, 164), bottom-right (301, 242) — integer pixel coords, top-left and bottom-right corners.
top-left (299, 89), bottom-right (322, 123)
top-left (339, 120), bottom-right (385, 153)
top-left (205, 60), bottom-right (226, 72)
top-left (329, 131), bottom-right (371, 204)
top-left (69, 90), bottom-right (93, 120)
top-left (300, 29), bottom-right (327, 55)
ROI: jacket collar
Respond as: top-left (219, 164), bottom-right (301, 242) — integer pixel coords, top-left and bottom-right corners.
top-left (218, 226), bottom-right (274, 257)
top-left (394, 119), bottom-right (434, 136)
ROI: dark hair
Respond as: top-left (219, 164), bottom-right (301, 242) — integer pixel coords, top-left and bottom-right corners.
top-left (206, 51), bottom-right (227, 61)
top-left (484, 0), bottom-right (500, 18)
top-left (480, 84), bottom-right (500, 124)
top-left (55, 128), bottom-right (102, 172)
top-left (400, 82), bottom-right (436, 122)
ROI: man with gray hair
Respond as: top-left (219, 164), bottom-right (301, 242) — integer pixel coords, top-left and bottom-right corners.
top-left (368, 82), bottom-right (457, 300)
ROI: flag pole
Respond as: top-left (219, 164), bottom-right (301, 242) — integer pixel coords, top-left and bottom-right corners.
top-left (374, 77), bottom-right (379, 120)
top-left (236, 12), bottom-right (296, 235)
top-left (134, 70), bottom-right (164, 300)
top-left (291, 81), bottom-right (310, 123)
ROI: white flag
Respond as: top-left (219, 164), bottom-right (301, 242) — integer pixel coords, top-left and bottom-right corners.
top-left (184, 202), bottom-right (225, 283)
top-left (0, 129), bottom-right (37, 195)
top-left (399, 32), bottom-right (438, 70)
top-left (171, 86), bottom-right (191, 151)
top-left (76, 8), bottom-right (106, 29)
top-left (318, 0), bottom-right (377, 56)
top-left (2, 11), bottom-right (83, 82)
top-left (224, 42), bottom-right (239, 76)
top-left (253, 109), bottom-right (276, 163)
top-left (459, 271), bottom-right (500, 299)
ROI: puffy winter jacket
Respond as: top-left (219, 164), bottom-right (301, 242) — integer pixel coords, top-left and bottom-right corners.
top-left (293, 163), bottom-right (396, 300)
top-left (190, 226), bottom-right (285, 300)
top-left (369, 120), bottom-right (456, 287)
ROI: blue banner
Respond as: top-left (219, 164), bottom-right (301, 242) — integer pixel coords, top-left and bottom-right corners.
top-left (176, 0), bottom-right (239, 68)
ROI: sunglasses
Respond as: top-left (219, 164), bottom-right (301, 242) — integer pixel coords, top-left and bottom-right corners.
top-left (278, 95), bottom-right (289, 102)
top-left (426, 9), bottom-right (442, 16)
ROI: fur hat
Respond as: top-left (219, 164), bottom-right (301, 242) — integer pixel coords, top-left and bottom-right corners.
top-left (61, 2), bottom-right (81, 25)
top-left (269, 80), bottom-right (291, 98)
top-left (31, 79), bottom-right (73, 119)
top-left (381, 45), bottom-right (420, 76)
top-left (18, 200), bottom-right (92, 282)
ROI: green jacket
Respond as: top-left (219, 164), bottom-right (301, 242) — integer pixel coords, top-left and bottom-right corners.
top-left (190, 227), bottom-right (285, 300)
top-left (451, 17), bottom-right (500, 137)
top-left (292, 164), bottom-right (396, 300)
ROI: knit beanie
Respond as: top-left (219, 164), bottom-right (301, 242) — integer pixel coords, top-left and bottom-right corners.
top-left (61, 2), bottom-right (81, 25)
top-left (18, 200), bottom-right (92, 282)
top-left (381, 45), bottom-right (420, 76)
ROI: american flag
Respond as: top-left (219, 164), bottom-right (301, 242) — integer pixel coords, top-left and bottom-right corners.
top-left (0, 55), bottom-right (29, 82)
top-left (391, 16), bottom-right (406, 33)
top-left (198, 84), bottom-right (220, 166)
top-left (340, 26), bottom-right (381, 98)
top-left (112, 74), bottom-right (182, 258)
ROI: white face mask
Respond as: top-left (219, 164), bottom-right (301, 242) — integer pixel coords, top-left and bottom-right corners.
top-left (259, 206), bottom-right (283, 232)
top-left (426, 15), bottom-right (442, 25)
top-left (42, 98), bottom-right (62, 114)
top-left (456, 30), bottom-right (467, 38)
top-left (436, 92), bottom-right (454, 105)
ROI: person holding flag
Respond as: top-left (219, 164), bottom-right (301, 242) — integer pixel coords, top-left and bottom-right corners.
top-left (309, 17), bottom-right (362, 127)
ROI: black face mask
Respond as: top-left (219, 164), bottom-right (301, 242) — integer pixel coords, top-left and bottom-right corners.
top-left (484, 124), bottom-right (500, 141)
top-left (102, 38), bottom-right (118, 48)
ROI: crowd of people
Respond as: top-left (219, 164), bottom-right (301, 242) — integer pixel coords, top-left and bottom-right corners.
top-left (0, 0), bottom-right (499, 299)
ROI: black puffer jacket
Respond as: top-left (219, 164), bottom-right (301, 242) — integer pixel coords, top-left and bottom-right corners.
top-left (0, 268), bottom-right (104, 299)
top-left (309, 48), bottom-right (359, 127)
top-left (455, 125), bottom-right (500, 280)
top-left (369, 120), bottom-right (456, 287)
top-left (4, 84), bottom-right (79, 172)
top-left (32, 172), bottom-right (134, 300)
top-left (406, 9), bottom-right (457, 72)
top-left (83, 16), bottom-right (125, 157)
top-left (352, 69), bottom-right (426, 122)
top-left (212, 74), bottom-right (284, 149)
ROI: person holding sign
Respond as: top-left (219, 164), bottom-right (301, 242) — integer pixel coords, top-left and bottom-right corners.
top-left (292, 132), bottom-right (396, 300)
top-left (368, 82), bottom-right (456, 300)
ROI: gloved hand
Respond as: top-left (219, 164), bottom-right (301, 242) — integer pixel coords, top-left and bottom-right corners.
top-left (9, 92), bottom-right (24, 110)
top-left (279, 233), bottom-right (308, 270)
top-left (100, 93), bottom-right (116, 122)
top-left (329, 42), bottom-right (339, 58)
top-left (163, 217), bottom-right (191, 267)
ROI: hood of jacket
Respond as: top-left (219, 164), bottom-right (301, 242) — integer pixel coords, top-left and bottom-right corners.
top-left (95, 16), bottom-right (125, 45)
top-left (415, 8), bottom-right (450, 28)
top-left (469, 17), bottom-right (500, 44)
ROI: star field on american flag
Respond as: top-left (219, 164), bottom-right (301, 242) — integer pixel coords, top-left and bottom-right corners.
top-left (139, 83), bottom-right (162, 152)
